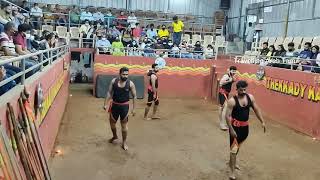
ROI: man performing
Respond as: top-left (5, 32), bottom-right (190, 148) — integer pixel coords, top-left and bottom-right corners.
top-left (218, 66), bottom-right (237, 130)
top-left (224, 80), bottom-right (266, 180)
top-left (103, 67), bottom-right (137, 151)
top-left (144, 64), bottom-right (160, 120)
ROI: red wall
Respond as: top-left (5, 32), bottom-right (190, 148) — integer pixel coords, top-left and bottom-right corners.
top-left (212, 59), bottom-right (320, 139)
top-left (94, 55), bottom-right (214, 98)
top-left (0, 53), bottom-right (71, 160)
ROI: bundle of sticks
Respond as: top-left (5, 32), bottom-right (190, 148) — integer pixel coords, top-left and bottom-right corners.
top-left (5, 87), bottom-right (51, 180)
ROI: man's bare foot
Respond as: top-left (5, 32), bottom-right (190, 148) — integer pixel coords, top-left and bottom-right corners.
top-left (122, 143), bottom-right (128, 151)
top-left (151, 116), bottom-right (160, 119)
top-left (108, 137), bottom-right (118, 144)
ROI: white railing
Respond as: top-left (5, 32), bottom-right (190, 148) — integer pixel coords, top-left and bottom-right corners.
top-left (0, 45), bottom-right (69, 88)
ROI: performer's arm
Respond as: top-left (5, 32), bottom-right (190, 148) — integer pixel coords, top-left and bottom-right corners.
top-left (130, 81), bottom-right (137, 116)
top-left (225, 98), bottom-right (237, 138)
top-left (151, 74), bottom-right (157, 94)
top-left (249, 94), bottom-right (266, 133)
top-left (103, 78), bottom-right (115, 110)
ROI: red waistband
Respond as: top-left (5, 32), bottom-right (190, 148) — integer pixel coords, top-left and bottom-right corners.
top-left (112, 101), bottom-right (129, 105)
top-left (219, 88), bottom-right (229, 95)
top-left (231, 118), bottom-right (249, 127)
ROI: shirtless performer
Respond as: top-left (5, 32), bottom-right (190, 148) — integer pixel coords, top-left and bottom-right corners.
top-left (103, 67), bottom-right (137, 150)
top-left (224, 80), bottom-right (266, 179)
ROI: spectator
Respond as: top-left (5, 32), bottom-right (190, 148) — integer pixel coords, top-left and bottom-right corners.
top-left (111, 36), bottom-right (124, 56)
top-left (132, 22), bottom-right (142, 42)
top-left (147, 23), bottom-right (157, 40)
top-left (122, 28), bottom-right (132, 47)
top-left (161, 37), bottom-right (168, 49)
top-left (158, 24), bottom-right (169, 39)
top-left (127, 12), bottom-right (137, 29)
top-left (43, 4), bottom-right (55, 25)
top-left (20, 1), bottom-right (30, 16)
top-left (143, 40), bottom-right (155, 57)
top-left (0, 4), bottom-right (13, 33)
top-left (193, 41), bottom-right (204, 59)
top-left (79, 20), bottom-right (95, 47)
top-left (79, 20), bottom-right (91, 35)
top-left (155, 53), bottom-right (166, 69)
top-left (108, 25), bottom-right (121, 42)
top-left (299, 42), bottom-right (312, 59)
top-left (274, 44), bottom-right (286, 57)
top-left (0, 66), bottom-right (16, 96)
top-left (245, 22), bottom-right (255, 51)
top-left (172, 16), bottom-right (184, 46)
top-left (26, 29), bottom-right (39, 52)
top-left (105, 10), bottom-right (115, 28)
top-left (285, 42), bottom-right (299, 58)
top-left (127, 40), bottom-right (140, 56)
top-left (154, 38), bottom-right (164, 49)
top-left (170, 43), bottom-right (180, 58)
top-left (116, 11), bottom-right (127, 32)
top-left (266, 45), bottom-right (276, 58)
top-left (204, 44), bottom-right (214, 59)
top-left (12, 6), bottom-right (24, 29)
top-left (80, 7), bottom-right (93, 22)
top-left (180, 40), bottom-right (192, 58)
top-left (260, 42), bottom-right (269, 56)
top-left (69, 5), bottom-right (80, 26)
top-left (166, 39), bottom-right (174, 49)
top-left (95, 22), bottom-right (106, 35)
top-left (93, 8), bottom-right (104, 24)
top-left (30, 3), bottom-right (43, 29)
top-left (96, 33), bottom-right (111, 54)
top-left (54, 4), bottom-right (67, 26)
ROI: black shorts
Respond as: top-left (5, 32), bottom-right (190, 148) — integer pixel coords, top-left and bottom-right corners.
top-left (110, 104), bottom-right (129, 122)
top-left (147, 91), bottom-right (159, 105)
top-left (218, 92), bottom-right (229, 106)
top-left (229, 125), bottom-right (249, 147)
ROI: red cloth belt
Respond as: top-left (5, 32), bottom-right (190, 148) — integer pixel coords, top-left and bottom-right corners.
top-left (231, 118), bottom-right (249, 127)
top-left (108, 101), bottom-right (129, 112)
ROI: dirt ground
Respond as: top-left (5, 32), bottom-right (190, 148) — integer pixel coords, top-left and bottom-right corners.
top-left (49, 84), bottom-right (320, 180)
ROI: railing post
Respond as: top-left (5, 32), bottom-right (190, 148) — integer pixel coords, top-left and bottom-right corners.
top-left (40, 53), bottom-right (44, 71)
top-left (49, 50), bottom-right (52, 65)
top-left (21, 58), bottom-right (25, 85)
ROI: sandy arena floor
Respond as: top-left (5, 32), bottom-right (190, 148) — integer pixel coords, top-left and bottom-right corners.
top-left (49, 84), bottom-right (320, 180)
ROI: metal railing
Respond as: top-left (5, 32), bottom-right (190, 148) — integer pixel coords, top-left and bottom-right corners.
top-left (0, 45), bottom-right (69, 89)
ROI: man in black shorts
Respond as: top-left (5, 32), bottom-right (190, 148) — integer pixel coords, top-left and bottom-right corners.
top-left (103, 67), bottom-right (137, 151)
top-left (144, 64), bottom-right (160, 120)
top-left (218, 66), bottom-right (237, 130)
top-left (224, 80), bottom-right (266, 179)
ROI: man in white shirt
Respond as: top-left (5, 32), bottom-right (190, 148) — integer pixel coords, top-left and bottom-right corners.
top-left (96, 34), bottom-right (111, 54)
top-left (80, 7), bottom-right (93, 23)
top-left (93, 9), bottom-right (104, 23)
top-left (30, 3), bottom-right (43, 29)
top-left (245, 22), bottom-right (255, 51)
top-left (127, 12), bottom-right (138, 29)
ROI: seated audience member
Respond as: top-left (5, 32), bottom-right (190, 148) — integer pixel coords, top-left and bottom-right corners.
top-left (105, 10), bottom-right (115, 28)
top-left (27, 29), bottom-right (40, 51)
top-left (0, 23), bottom-right (30, 77)
top-left (95, 22), bottom-right (106, 35)
top-left (180, 40), bottom-right (192, 58)
top-left (155, 38), bottom-right (164, 49)
top-left (54, 4), bottom-right (67, 26)
top-left (12, 7), bottom-right (24, 29)
top-left (111, 36), bottom-right (124, 56)
top-left (13, 24), bottom-right (38, 60)
top-left (299, 42), bottom-right (312, 59)
top-left (132, 23), bottom-right (142, 42)
top-left (158, 24), bottom-right (170, 39)
top-left (143, 40), bottom-right (155, 57)
top-left (69, 5), bottom-right (80, 26)
top-left (165, 39), bottom-right (174, 49)
top-left (193, 41), bottom-right (204, 59)
top-left (39, 32), bottom-right (58, 63)
top-left (204, 44), bottom-right (214, 59)
top-left (80, 20), bottom-right (95, 47)
top-left (169, 43), bottom-right (180, 58)
top-left (274, 44), bottom-right (286, 57)
top-left (122, 28), bottom-right (132, 47)
top-left (20, 1), bottom-right (30, 17)
top-left (127, 40), bottom-right (139, 56)
top-left (127, 12), bottom-right (137, 29)
top-left (147, 24), bottom-right (157, 40)
top-left (108, 25), bottom-right (121, 42)
top-left (116, 11), bottom-right (128, 32)
top-left (96, 33), bottom-right (111, 54)
top-left (260, 42), bottom-right (269, 56)
top-left (80, 7), bottom-right (93, 23)
top-left (0, 4), bottom-right (13, 33)
top-left (285, 42), bottom-right (299, 57)
top-left (305, 45), bottom-right (320, 72)
top-left (266, 45), bottom-right (276, 58)
top-left (0, 66), bottom-right (16, 96)
top-left (93, 8), bottom-right (104, 24)
top-left (155, 53), bottom-right (166, 69)
top-left (30, 3), bottom-right (43, 29)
